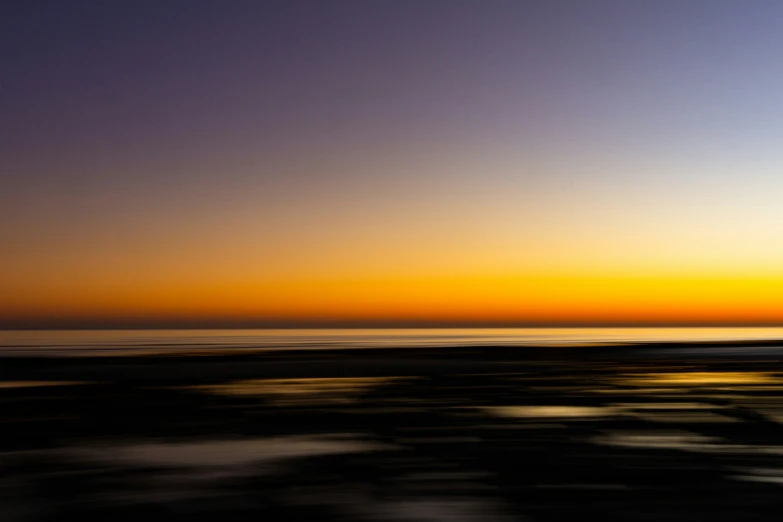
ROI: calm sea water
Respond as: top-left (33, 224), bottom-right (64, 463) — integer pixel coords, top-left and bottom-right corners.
top-left (1, 327), bottom-right (783, 356)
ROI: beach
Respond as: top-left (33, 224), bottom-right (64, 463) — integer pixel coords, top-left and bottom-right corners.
top-left (4, 341), bottom-right (783, 521)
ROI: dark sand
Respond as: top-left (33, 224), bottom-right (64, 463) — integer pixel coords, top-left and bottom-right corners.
top-left (3, 341), bottom-right (783, 521)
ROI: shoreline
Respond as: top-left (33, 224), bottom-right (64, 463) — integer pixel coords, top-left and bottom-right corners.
top-left (4, 340), bottom-right (783, 383)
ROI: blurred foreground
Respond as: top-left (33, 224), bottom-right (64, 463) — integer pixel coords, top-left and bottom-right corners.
top-left (3, 344), bottom-right (783, 521)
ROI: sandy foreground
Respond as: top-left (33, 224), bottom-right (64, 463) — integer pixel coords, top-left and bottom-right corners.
top-left (3, 342), bottom-right (783, 521)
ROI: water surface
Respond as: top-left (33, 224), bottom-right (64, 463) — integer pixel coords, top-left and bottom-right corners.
top-left (2, 327), bottom-right (783, 356)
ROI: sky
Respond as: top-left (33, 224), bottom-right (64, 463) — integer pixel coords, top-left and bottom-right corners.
top-left (2, 0), bottom-right (783, 328)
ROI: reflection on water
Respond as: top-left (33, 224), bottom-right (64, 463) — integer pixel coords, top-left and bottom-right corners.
top-left (69, 434), bottom-right (390, 467)
top-left (733, 468), bottom-right (783, 485)
top-left (487, 402), bottom-right (739, 423)
top-left (8, 357), bottom-right (783, 520)
top-left (628, 410), bottom-right (738, 423)
top-left (621, 371), bottom-right (779, 386)
top-left (485, 405), bottom-right (617, 418)
top-left (613, 402), bottom-right (719, 409)
top-left (594, 430), bottom-right (722, 451)
top-left (0, 381), bottom-right (85, 389)
top-left (193, 377), bottom-right (409, 405)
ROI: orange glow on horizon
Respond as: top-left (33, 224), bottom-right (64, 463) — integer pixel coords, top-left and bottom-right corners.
top-left (4, 273), bottom-right (783, 326)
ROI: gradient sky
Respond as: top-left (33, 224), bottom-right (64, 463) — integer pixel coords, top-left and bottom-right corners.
top-left (3, 0), bottom-right (783, 328)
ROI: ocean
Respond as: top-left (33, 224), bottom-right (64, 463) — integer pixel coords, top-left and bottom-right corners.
top-left (2, 326), bottom-right (783, 356)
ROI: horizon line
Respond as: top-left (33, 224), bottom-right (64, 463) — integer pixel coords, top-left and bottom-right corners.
top-left (4, 322), bottom-right (783, 331)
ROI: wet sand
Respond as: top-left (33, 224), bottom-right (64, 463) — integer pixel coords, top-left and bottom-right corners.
top-left (3, 342), bottom-right (783, 521)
